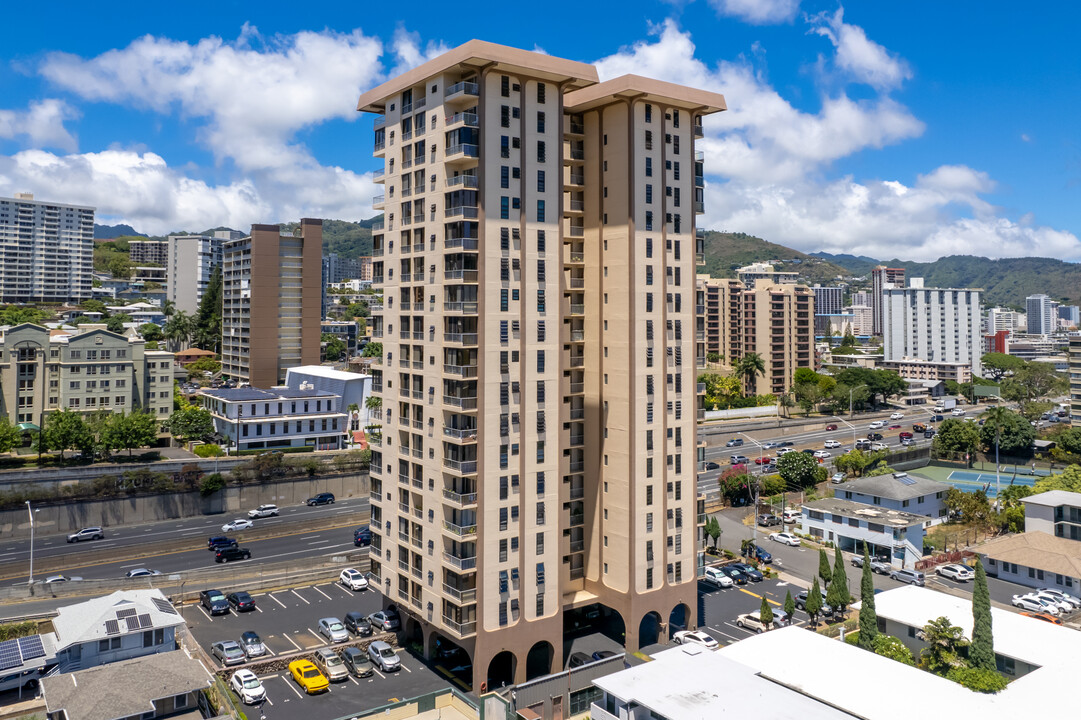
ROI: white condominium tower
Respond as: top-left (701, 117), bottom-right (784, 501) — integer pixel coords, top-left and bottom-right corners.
top-left (357, 40), bottom-right (723, 690)
top-left (0, 193), bottom-right (94, 303)
top-left (882, 285), bottom-right (983, 378)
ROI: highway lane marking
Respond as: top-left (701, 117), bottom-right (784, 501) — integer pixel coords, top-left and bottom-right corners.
top-left (301, 535), bottom-right (321, 540)
top-left (292, 590), bottom-right (311, 605)
top-left (280, 674), bottom-right (304, 699)
top-left (308, 540), bottom-right (330, 545)
top-left (312, 586), bottom-right (333, 600)
top-left (268, 593), bottom-right (287, 609)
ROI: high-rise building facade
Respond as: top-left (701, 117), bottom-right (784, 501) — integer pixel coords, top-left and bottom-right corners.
top-left (358, 40), bottom-right (723, 689)
top-left (1027, 294), bottom-right (1055, 336)
top-left (985, 307), bottom-right (1021, 335)
top-left (871, 266), bottom-right (905, 335)
top-left (696, 275), bottom-right (742, 361)
top-left (128, 240), bottom-right (168, 266)
top-left (323, 253), bottom-right (363, 284)
top-left (735, 262), bottom-right (797, 289)
top-left (167, 235), bottom-right (224, 315)
top-left (1059, 305), bottom-right (1080, 328)
top-left (851, 290), bottom-right (872, 307)
top-left (358, 256), bottom-right (374, 282)
top-left (740, 281), bottom-right (815, 395)
top-left (882, 286), bottom-right (983, 378)
top-left (0, 193), bottom-right (94, 303)
top-left (221, 221), bottom-right (322, 388)
top-left (812, 285), bottom-right (843, 316)
top-left (1070, 336), bottom-right (1081, 426)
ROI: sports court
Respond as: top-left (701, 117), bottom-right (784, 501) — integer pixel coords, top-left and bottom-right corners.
top-left (944, 467), bottom-right (1049, 497)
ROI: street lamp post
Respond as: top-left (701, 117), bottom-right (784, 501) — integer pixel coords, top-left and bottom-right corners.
top-left (235, 404), bottom-right (243, 456)
top-left (26, 501), bottom-right (34, 587)
top-left (738, 432), bottom-right (765, 550)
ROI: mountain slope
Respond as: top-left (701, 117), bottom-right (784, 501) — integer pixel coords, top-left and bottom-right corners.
top-left (699, 231), bottom-right (851, 285)
top-left (94, 223), bottom-right (146, 239)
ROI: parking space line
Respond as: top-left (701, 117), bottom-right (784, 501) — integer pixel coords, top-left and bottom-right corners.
top-left (292, 589), bottom-right (311, 605)
top-left (197, 605), bottom-right (213, 622)
top-left (399, 661), bottom-right (411, 673)
top-left (281, 634), bottom-right (302, 652)
top-left (280, 675), bottom-right (303, 699)
top-left (312, 586), bottom-right (333, 601)
top-left (268, 593), bottom-right (287, 609)
top-left (347, 675), bottom-right (359, 686)
top-left (372, 667), bottom-right (385, 679)
top-left (332, 582), bottom-right (353, 596)
top-left (307, 628), bottom-right (325, 644)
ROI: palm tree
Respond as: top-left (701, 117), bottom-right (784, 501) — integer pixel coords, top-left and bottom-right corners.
top-left (736, 352), bottom-right (766, 396)
top-left (163, 311), bottom-right (193, 352)
top-left (982, 405), bottom-right (1013, 499)
top-left (162, 299), bottom-right (176, 317)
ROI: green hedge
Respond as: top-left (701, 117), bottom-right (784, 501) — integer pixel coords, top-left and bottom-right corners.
top-left (235, 445), bottom-right (315, 456)
top-left (0, 621), bottom-right (38, 642)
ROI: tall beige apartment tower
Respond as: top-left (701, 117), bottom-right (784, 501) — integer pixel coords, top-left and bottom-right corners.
top-left (358, 40), bottom-right (723, 690)
top-left (221, 220), bottom-right (322, 388)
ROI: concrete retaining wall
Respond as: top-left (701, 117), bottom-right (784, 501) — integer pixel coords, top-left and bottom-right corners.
top-left (0, 472), bottom-right (370, 539)
top-left (0, 457), bottom-right (250, 492)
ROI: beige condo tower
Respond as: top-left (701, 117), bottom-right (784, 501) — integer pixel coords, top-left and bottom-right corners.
top-left (357, 40), bottom-right (724, 690)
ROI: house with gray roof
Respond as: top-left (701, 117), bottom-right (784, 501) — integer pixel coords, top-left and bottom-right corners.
top-left (834, 472), bottom-right (949, 525)
top-left (800, 497), bottom-right (928, 569)
top-left (49, 589), bottom-right (184, 673)
top-left (42, 650), bottom-right (211, 720)
top-left (1021, 489), bottom-right (1081, 540)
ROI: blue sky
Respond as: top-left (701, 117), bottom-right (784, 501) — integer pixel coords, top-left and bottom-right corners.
top-left (0, 0), bottom-right (1078, 261)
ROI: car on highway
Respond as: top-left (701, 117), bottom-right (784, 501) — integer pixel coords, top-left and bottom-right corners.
top-left (207, 536), bottom-right (237, 551)
top-left (344, 611), bottom-right (373, 636)
top-left (66, 527), bottom-right (104, 543)
top-left (824, 439), bottom-right (842, 448)
top-left (868, 420), bottom-right (885, 429)
top-left (899, 431), bottom-right (913, 439)
top-left (952, 408), bottom-right (966, 416)
top-left (754, 456), bottom-right (773, 465)
top-left (931, 414), bottom-right (945, 422)
top-left (757, 514), bottom-right (782, 527)
top-left (888, 424), bottom-right (902, 430)
top-left (212, 640), bottom-right (246, 667)
top-left (795, 589), bottom-right (834, 617)
top-left (936, 564), bottom-right (974, 582)
top-left (718, 565), bottom-right (748, 585)
top-left (1037, 588), bottom-right (1081, 609)
top-left (368, 640), bottom-right (401, 672)
top-left (238, 631), bottom-right (265, 658)
top-left (762, 441), bottom-right (780, 449)
top-left (1021, 611), bottom-right (1063, 625)
top-left (704, 461), bottom-right (721, 471)
top-left (318, 617), bottom-right (349, 643)
top-left (870, 442), bottom-right (888, 451)
top-left (831, 472), bottom-right (847, 484)
top-left (354, 527), bottom-right (372, 546)
top-left (825, 424), bottom-right (838, 431)
top-left (890, 569), bottom-right (925, 586)
top-left (731, 562), bottom-right (763, 581)
top-left (924, 429), bottom-right (936, 438)
top-left (200, 590), bottom-right (230, 615)
top-left (890, 412), bottom-right (905, 420)
top-left (125, 568), bottom-right (162, 578)
top-left (768, 532), bottom-right (800, 546)
top-left (214, 546), bottom-right (251, 563)
top-left (289, 659), bottom-right (329, 694)
top-left (901, 438), bottom-right (914, 447)
top-left (730, 455), bottom-right (750, 464)
top-left (230, 669), bottom-right (266, 704)
top-left (221, 519), bottom-right (253, 532)
top-left (368, 609), bottom-right (402, 632)
top-left (1013, 594), bottom-right (1060, 615)
top-left (673, 630), bottom-right (719, 649)
top-left (813, 450), bottom-right (831, 459)
top-left (735, 612), bottom-right (774, 633)
top-left (313, 647), bottom-right (349, 682)
top-left (867, 432), bottom-right (884, 441)
top-left (44, 574), bottom-right (82, 584)
top-left (782, 509), bottom-right (800, 523)
top-left (703, 567), bottom-right (734, 588)
top-left (226, 591), bottom-right (256, 612)
top-left (725, 438), bottom-right (744, 447)
top-left (306, 492), bottom-right (336, 506)
top-left (339, 568), bottom-right (369, 591)
top-left (342, 647), bottom-right (375, 677)
top-left (247, 504), bottom-right (279, 518)
top-left (912, 423), bottom-right (927, 433)
top-left (776, 447), bottom-right (794, 455)
top-left (854, 439), bottom-right (872, 450)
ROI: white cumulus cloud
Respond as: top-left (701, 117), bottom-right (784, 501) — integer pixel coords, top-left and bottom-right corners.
top-left (709, 0), bottom-right (800, 24)
top-left (0, 99), bottom-right (79, 152)
top-left (809, 8), bottom-right (912, 90)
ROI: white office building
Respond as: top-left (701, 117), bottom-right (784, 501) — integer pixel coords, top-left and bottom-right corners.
top-left (986, 306), bottom-right (1021, 335)
top-left (812, 285), bottom-right (843, 316)
top-left (166, 234), bottom-right (223, 315)
top-left (0, 193), bottom-right (94, 303)
top-left (1027, 294), bottom-right (1055, 336)
top-left (882, 284), bottom-right (983, 378)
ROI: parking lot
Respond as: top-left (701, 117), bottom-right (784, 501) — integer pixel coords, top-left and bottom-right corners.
top-left (184, 578), bottom-right (456, 720)
top-left (696, 576), bottom-right (816, 644)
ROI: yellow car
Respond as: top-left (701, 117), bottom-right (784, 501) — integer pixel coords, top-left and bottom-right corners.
top-left (289, 659), bottom-right (329, 694)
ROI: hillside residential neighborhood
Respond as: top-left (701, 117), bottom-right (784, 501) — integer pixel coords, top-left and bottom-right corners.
top-left (0, 13), bottom-right (1077, 720)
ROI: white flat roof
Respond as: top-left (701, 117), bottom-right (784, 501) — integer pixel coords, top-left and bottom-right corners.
top-left (594, 644), bottom-right (849, 720)
top-left (284, 365), bottom-right (370, 381)
top-left (1021, 490), bottom-right (1081, 508)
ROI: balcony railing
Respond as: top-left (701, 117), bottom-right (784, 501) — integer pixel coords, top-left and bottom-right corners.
top-left (445, 81), bottom-right (480, 99)
top-left (443, 520), bottom-right (478, 536)
top-left (443, 333), bottom-right (479, 346)
top-left (443, 363), bottom-right (478, 377)
top-left (445, 174), bottom-right (478, 189)
top-left (443, 552), bottom-right (478, 571)
top-left (443, 584), bottom-right (478, 603)
top-left (444, 269), bottom-right (479, 282)
top-left (443, 301), bottom-right (479, 314)
top-left (442, 457), bottom-right (478, 474)
top-left (445, 112), bottom-right (479, 128)
top-left (443, 427), bottom-right (478, 441)
top-left (445, 206), bottom-right (479, 219)
top-left (441, 616), bottom-right (477, 637)
top-left (442, 488), bottom-right (478, 506)
top-left (446, 144), bottom-right (480, 159)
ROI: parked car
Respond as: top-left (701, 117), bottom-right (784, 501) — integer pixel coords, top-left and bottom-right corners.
top-left (238, 631), bottom-right (265, 658)
top-left (212, 641), bottom-right (246, 667)
top-left (342, 646), bottom-right (375, 677)
top-left (289, 659), bottom-right (329, 694)
top-left (230, 669), bottom-right (266, 704)
top-left (718, 565), bottom-right (748, 585)
top-left (1033, 591), bottom-right (1075, 613)
top-left (795, 589), bottom-right (833, 616)
top-left (735, 613), bottom-right (774, 633)
top-left (1021, 611), bottom-right (1064, 625)
top-left (782, 509), bottom-right (800, 523)
top-left (344, 611), bottom-right (373, 636)
top-left (215, 546), bottom-right (251, 563)
top-left (673, 630), bottom-right (719, 649)
top-left (936, 564), bottom-right (974, 582)
top-left (824, 440), bottom-right (842, 448)
top-left (567, 652), bottom-right (593, 668)
top-left (730, 455), bottom-right (751, 464)
top-left (768, 532), bottom-right (800, 547)
top-left (200, 590), bottom-right (229, 615)
top-left (731, 562), bottom-right (763, 582)
top-left (757, 514), bottom-right (782, 527)
top-left (125, 568), bottom-right (162, 578)
top-left (339, 568), bottom-right (369, 591)
top-left (368, 610), bottom-right (401, 632)
top-left (318, 617), bottom-right (349, 643)
top-left (207, 536), bottom-right (237, 551)
top-left (247, 504), bottom-right (279, 519)
top-left (1037, 588), bottom-right (1081, 609)
top-left (825, 424), bottom-right (838, 431)
top-left (221, 519), bottom-right (253, 532)
top-left (368, 640), bottom-right (401, 671)
top-left (743, 545), bottom-right (773, 564)
top-left (890, 412), bottom-right (905, 420)
top-left (592, 650), bottom-right (618, 661)
top-left (313, 648), bottom-right (349, 682)
top-left (226, 591), bottom-right (256, 612)
top-left (868, 420), bottom-right (885, 429)
top-left (1013, 594), bottom-right (1060, 615)
top-left (354, 527), bottom-right (372, 546)
top-left (703, 567), bottom-right (734, 588)
top-left (306, 493), bottom-right (336, 506)
top-left (725, 438), bottom-right (744, 447)
top-left (66, 527), bottom-right (104, 543)
top-left (831, 472), bottom-right (847, 484)
top-left (890, 569), bottom-right (925, 586)
top-left (813, 450), bottom-right (832, 459)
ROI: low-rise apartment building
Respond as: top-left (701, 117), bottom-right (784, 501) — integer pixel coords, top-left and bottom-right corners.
top-left (834, 472), bottom-right (949, 524)
top-left (0, 324), bottom-right (174, 425)
top-left (799, 497), bottom-right (926, 568)
top-left (978, 530), bottom-right (1081, 592)
top-left (879, 358), bottom-right (973, 384)
top-left (199, 386), bottom-right (347, 452)
top-left (1022, 490), bottom-right (1081, 539)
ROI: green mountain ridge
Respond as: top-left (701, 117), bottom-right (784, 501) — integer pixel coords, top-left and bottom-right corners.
top-left (698, 231), bottom-right (851, 285)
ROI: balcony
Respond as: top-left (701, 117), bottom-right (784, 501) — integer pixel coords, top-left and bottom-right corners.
top-left (442, 488), bottom-right (478, 507)
top-left (567, 224), bottom-right (585, 238)
top-left (694, 122), bottom-right (704, 138)
top-left (443, 426), bottom-right (478, 442)
top-left (566, 119), bottom-right (585, 135)
top-left (443, 333), bottom-right (479, 346)
top-left (440, 616), bottom-right (477, 638)
top-left (566, 198), bottom-right (585, 213)
top-left (372, 194), bottom-right (385, 210)
top-left (443, 584), bottom-right (477, 604)
top-left (445, 81), bottom-right (480, 103)
top-left (370, 488), bottom-right (383, 502)
top-left (445, 112), bottom-right (479, 129)
top-left (442, 457), bottom-right (478, 474)
top-left (569, 407), bottom-right (585, 420)
top-left (374, 115), bottom-right (386, 130)
top-left (446, 144), bottom-right (480, 164)
top-left (568, 303), bottom-right (585, 316)
top-left (445, 174), bottom-right (478, 190)
top-left (445, 206), bottom-right (479, 220)
top-left (444, 269), bottom-right (479, 282)
top-left (444, 236), bottom-right (479, 251)
top-left (443, 552), bottom-right (478, 572)
top-left (694, 200), bottom-right (705, 213)
top-left (442, 520), bottom-right (478, 536)
top-left (566, 172), bottom-right (585, 187)
top-left (443, 301), bottom-right (479, 314)
top-left (443, 363), bottom-right (478, 378)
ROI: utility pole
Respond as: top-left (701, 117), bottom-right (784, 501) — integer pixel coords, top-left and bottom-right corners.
top-left (26, 502), bottom-right (34, 586)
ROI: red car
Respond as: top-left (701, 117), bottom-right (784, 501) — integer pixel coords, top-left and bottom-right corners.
top-left (888, 424), bottom-right (902, 430)
top-left (755, 456), bottom-right (773, 465)
top-left (825, 424), bottom-right (838, 431)
top-left (899, 431), bottom-right (913, 439)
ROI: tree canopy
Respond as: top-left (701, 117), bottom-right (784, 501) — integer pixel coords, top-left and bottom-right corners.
top-left (777, 450), bottom-right (818, 489)
top-left (933, 418), bottom-right (980, 457)
top-left (980, 352), bottom-right (1023, 382)
top-left (978, 407), bottom-right (1035, 456)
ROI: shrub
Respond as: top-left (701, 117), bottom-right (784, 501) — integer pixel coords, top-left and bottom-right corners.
top-left (946, 666), bottom-right (1008, 694)
top-left (194, 444), bottom-right (224, 458)
top-left (872, 634), bottom-right (915, 665)
top-left (0, 621), bottom-right (38, 641)
top-left (199, 473), bottom-right (226, 497)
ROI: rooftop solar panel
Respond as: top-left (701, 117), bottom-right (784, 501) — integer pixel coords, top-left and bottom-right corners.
top-left (115, 608), bottom-right (138, 619)
top-left (136, 613), bottom-right (153, 629)
top-left (151, 597), bottom-right (178, 615)
top-left (105, 619), bottom-right (120, 635)
top-left (0, 640), bottom-right (22, 671)
top-left (16, 635), bottom-right (44, 661)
